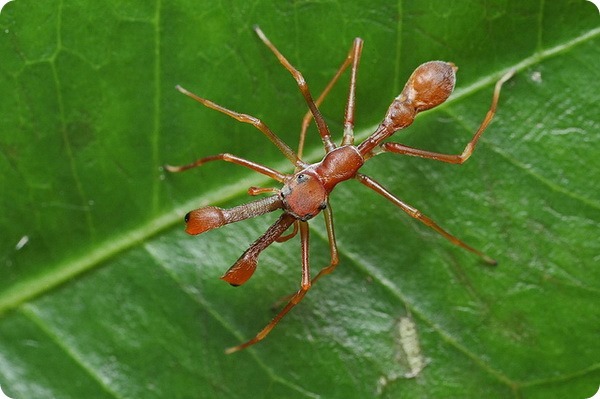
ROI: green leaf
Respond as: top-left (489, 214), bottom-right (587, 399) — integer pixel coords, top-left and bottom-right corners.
top-left (1, 1), bottom-right (599, 398)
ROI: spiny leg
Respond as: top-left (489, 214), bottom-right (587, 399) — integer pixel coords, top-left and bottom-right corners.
top-left (341, 38), bottom-right (364, 147)
top-left (378, 69), bottom-right (514, 163)
top-left (271, 201), bottom-right (338, 308)
top-left (355, 173), bottom-right (497, 265)
top-left (245, 186), bottom-right (297, 242)
top-left (221, 213), bottom-right (296, 287)
top-left (309, 200), bottom-right (340, 284)
top-left (165, 153), bottom-right (286, 182)
top-left (276, 221), bottom-right (298, 243)
top-left (253, 26), bottom-right (335, 153)
top-left (184, 195), bottom-right (282, 236)
top-left (176, 85), bottom-right (303, 167)
top-left (247, 187), bottom-right (280, 196)
top-left (226, 221), bottom-right (312, 354)
top-left (296, 37), bottom-right (364, 159)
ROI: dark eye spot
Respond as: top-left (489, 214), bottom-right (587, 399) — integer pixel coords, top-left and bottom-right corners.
top-left (297, 173), bottom-right (307, 183)
top-left (280, 185), bottom-right (291, 199)
top-left (301, 213), bottom-right (313, 221)
top-left (184, 212), bottom-right (191, 223)
top-left (319, 202), bottom-right (327, 210)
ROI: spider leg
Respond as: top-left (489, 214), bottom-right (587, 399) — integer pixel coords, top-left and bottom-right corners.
top-left (296, 37), bottom-right (363, 158)
top-left (356, 173), bottom-right (497, 265)
top-left (175, 85), bottom-right (303, 167)
top-left (226, 221), bottom-right (312, 353)
top-left (254, 26), bottom-right (335, 153)
top-left (165, 153), bottom-right (286, 182)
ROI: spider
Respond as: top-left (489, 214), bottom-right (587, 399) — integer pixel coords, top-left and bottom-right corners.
top-left (166, 26), bottom-right (513, 353)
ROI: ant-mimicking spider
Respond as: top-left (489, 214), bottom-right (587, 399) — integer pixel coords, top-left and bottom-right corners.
top-left (166, 26), bottom-right (514, 353)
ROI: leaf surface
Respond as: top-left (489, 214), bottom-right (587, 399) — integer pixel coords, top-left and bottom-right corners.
top-left (1, 1), bottom-right (599, 398)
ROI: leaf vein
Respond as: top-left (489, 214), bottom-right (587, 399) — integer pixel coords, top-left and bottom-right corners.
top-left (20, 305), bottom-right (126, 399)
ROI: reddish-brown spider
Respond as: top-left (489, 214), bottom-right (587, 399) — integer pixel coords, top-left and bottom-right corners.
top-left (166, 26), bottom-right (514, 353)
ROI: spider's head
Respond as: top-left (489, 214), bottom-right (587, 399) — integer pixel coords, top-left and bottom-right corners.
top-left (281, 171), bottom-right (327, 221)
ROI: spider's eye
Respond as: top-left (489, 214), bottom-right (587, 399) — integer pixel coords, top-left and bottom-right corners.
top-left (297, 173), bottom-right (308, 183)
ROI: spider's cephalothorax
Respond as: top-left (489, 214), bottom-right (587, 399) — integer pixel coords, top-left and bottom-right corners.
top-left (281, 145), bottom-right (365, 221)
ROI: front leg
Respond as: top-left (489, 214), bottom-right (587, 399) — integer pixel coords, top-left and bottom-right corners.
top-left (226, 221), bottom-right (312, 353)
top-left (221, 213), bottom-right (296, 287)
top-left (165, 152), bottom-right (286, 182)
